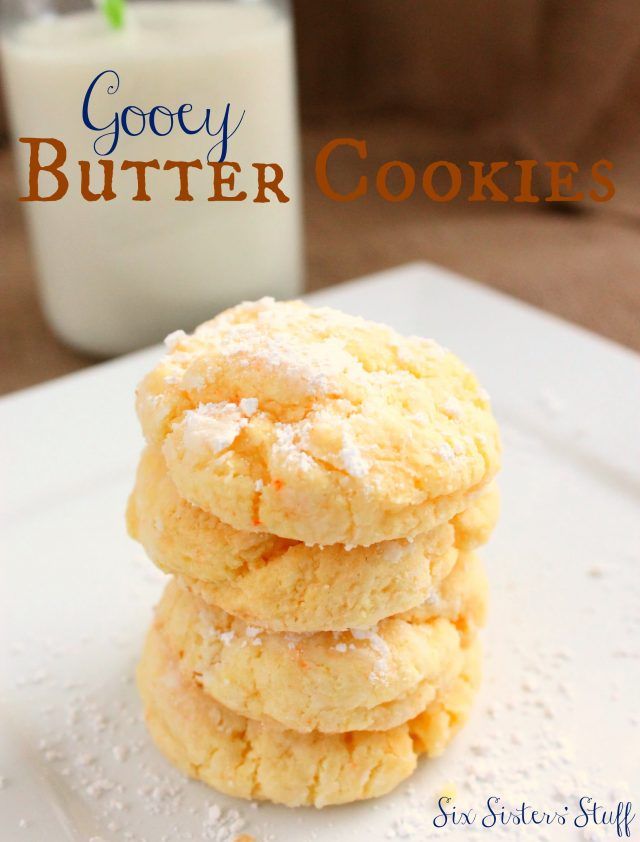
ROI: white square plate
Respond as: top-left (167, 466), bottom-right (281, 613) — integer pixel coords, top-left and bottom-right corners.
top-left (1, 263), bottom-right (639, 842)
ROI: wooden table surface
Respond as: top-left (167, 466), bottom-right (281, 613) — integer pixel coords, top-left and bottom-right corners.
top-left (2, 123), bottom-right (640, 396)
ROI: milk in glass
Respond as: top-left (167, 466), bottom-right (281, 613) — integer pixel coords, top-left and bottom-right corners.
top-left (1, 0), bottom-right (302, 354)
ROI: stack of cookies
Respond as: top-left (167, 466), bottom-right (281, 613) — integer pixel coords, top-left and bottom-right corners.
top-left (128, 298), bottom-right (501, 808)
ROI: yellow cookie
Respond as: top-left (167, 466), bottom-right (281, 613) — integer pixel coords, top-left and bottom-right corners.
top-left (399, 549), bottom-right (489, 644)
top-left (138, 625), bottom-right (482, 808)
top-left (127, 449), bottom-right (497, 632)
top-left (452, 483), bottom-right (500, 551)
top-left (136, 299), bottom-right (501, 546)
top-left (151, 552), bottom-right (486, 734)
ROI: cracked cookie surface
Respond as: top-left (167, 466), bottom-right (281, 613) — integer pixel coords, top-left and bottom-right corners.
top-left (136, 299), bottom-right (501, 546)
top-left (128, 446), bottom-right (498, 631)
top-left (137, 625), bottom-right (481, 807)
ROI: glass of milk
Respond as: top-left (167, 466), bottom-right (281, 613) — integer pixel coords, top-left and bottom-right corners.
top-left (1, 0), bottom-right (302, 355)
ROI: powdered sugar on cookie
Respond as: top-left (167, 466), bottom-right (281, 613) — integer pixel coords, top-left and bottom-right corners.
top-left (180, 403), bottom-right (248, 456)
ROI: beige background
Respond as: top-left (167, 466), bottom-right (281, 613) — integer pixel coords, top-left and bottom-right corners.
top-left (2, 0), bottom-right (640, 395)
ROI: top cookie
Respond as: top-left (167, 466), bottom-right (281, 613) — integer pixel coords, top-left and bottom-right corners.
top-left (136, 298), bottom-right (500, 546)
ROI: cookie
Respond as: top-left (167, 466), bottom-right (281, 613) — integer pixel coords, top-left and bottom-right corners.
top-left (127, 449), bottom-right (497, 632)
top-left (452, 482), bottom-right (500, 551)
top-left (136, 299), bottom-right (501, 546)
top-left (398, 550), bottom-right (488, 644)
top-left (137, 625), bottom-right (482, 808)
top-left (151, 552), bottom-right (486, 733)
